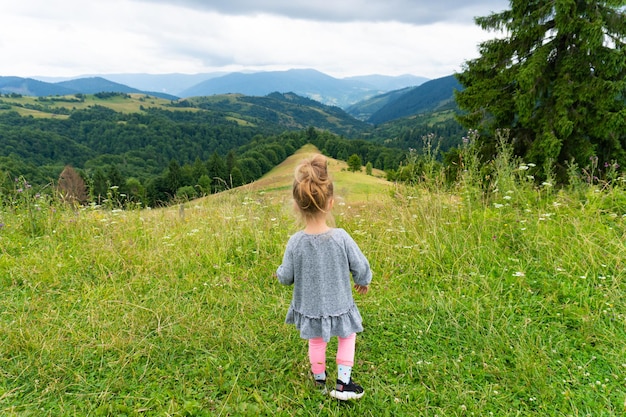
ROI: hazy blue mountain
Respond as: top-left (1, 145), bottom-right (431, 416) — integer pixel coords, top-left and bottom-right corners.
top-left (345, 86), bottom-right (415, 121)
top-left (93, 71), bottom-right (430, 105)
top-left (56, 77), bottom-right (178, 99)
top-left (86, 73), bottom-right (228, 96)
top-left (0, 76), bottom-right (177, 100)
top-left (0, 76), bottom-right (76, 96)
top-left (56, 77), bottom-right (145, 94)
top-left (179, 69), bottom-right (386, 107)
top-left (344, 74), bottom-right (428, 91)
top-left (367, 75), bottom-right (462, 124)
top-left (26, 70), bottom-right (431, 108)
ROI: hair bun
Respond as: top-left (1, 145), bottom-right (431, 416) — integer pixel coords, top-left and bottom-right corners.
top-left (293, 154), bottom-right (333, 216)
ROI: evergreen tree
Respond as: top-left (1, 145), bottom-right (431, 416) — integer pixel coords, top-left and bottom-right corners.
top-left (347, 154), bottom-right (362, 172)
top-left (107, 165), bottom-right (125, 192)
top-left (456, 0), bottom-right (626, 178)
top-left (207, 152), bottom-right (227, 193)
top-left (125, 177), bottom-right (146, 204)
top-left (192, 157), bottom-right (207, 183)
top-left (166, 159), bottom-right (182, 195)
top-left (91, 168), bottom-right (108, 203)
top-left (197, 174), bottom-right (212, 196)
top-left (226, 150), bottom-right (237, 176)
top-left (230, 166), bottom-right (245, 188)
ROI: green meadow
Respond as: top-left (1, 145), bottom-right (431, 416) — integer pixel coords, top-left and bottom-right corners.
top-left (0, 94), bottom-right (177, 118)
top-left (1, 145), bottom-right (625, 416)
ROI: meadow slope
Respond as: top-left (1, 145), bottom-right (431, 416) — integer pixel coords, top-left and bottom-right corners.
top-left (1, 145), bottom-right (625, 416)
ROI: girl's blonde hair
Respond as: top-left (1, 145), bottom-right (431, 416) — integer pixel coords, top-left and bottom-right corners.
top-left (293, 154), bottom-right (334, 218)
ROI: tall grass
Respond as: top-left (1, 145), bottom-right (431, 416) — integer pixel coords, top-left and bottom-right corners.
top-left (1, 145), bottom-right (625, 416)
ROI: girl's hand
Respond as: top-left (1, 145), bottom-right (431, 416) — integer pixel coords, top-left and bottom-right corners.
top-left (354, 284), bottom-right (369, 295)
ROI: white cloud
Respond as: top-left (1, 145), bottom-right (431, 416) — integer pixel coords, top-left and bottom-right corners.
top-left (0, 0), bottom-right (509, 78)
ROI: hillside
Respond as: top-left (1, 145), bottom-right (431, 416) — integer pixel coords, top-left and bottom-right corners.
top-left (368, 75), bottom-right (462, 125)
top-left (0, 93), bottom-right (179, 118)
top-left (0, 91), bottom-right (369, 137)
top-left (345, 86), bottom-right (415, 121)
top-left (2, 139), bottom-right (624, 415)
top-left (244, 144), bottom-right (390, 202)
top-left (182, 92), bottom-right (370, 137)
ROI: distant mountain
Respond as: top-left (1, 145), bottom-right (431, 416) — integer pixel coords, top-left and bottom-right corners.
top-left (80, 73), bottom-right (228, 96)
top-left (56, 77), bottom-right (146, 95)
top-left (22, 70), bottom-right (431, 108)
top-left (344, 74), bottom-right (428, 91)
top-left (34, 71), bottom-right (427, 103)
top-left (179, 69), bottom-right (413, 108)
top-left (0, 76), bottom-right (77, 96)
top-left (367, 75), bottom-right (462, 125)
top-left (0, 76), bottom-right (177, 100)
top-left (181, 91), bottom-right (370, 137)
top-left (345, 86), bottom-right (415, 121)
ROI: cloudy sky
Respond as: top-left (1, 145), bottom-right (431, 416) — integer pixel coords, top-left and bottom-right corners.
top-left (1, 0), bottom-right (510, 79)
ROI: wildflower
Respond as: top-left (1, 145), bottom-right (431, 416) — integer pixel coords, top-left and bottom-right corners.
top-left (503, 195), bottom-right (512, 200)
top-left (518, 164), bottom-right (529, 171)
top-left (494, 203), bottom-right (504, 208)
top-left (513, 271), bottom-right (525, 277)
top-left (542, 182), bottom-right (553, 187)
top-left (0, 223), bottom-right (4, 228)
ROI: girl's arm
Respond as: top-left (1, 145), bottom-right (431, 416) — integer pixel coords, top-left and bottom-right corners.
top-left (275, 244), bottom-right (295, 285)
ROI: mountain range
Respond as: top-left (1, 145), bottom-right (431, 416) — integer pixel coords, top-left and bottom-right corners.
top-left (1, 69), bottom-right (429, 109)
top-left (0, 69), bottom-right (465, 128)
top-left (0, 76), bottom-right (178, 100)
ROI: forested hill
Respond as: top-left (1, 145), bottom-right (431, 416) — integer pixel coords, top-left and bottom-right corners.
top-left (0, 92), bottom-right (406, 207)
top-left (367, 75), bottom-right (462, 125)
top-left (177, 92), bottom-right (370, 137)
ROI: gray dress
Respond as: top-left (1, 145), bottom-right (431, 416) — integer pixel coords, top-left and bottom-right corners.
top-left (276, 228), bottom-right (372, 342)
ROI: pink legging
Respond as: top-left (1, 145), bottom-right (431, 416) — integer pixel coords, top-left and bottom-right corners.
top-left (308, 333), bottom-right (356, 374)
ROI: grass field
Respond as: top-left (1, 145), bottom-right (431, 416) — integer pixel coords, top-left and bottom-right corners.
top-left (0, 94), bottom-right (177, 118)
top-left (1, 145), bottom-right (625, 416)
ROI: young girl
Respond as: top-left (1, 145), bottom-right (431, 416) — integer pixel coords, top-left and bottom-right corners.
top-left (276, 154), bottom-right (372, 401)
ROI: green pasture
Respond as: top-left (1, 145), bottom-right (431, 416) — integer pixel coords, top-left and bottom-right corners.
top-left (1, 146), bottom-right (625, 416)
top-left (0, 94), bottom-right (177, 117)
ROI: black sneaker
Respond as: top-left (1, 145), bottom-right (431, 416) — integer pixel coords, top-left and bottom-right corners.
top-left (329, 378), bottom-right (364, 400)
